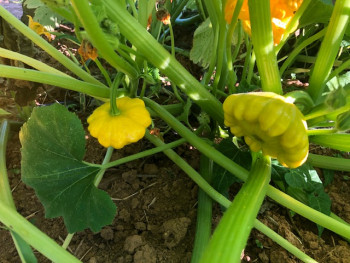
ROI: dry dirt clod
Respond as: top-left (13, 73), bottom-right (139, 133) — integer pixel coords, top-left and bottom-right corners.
top-left (133, 244), bottom-right (157, 263)
top-left (161, 217), bottom-right (191, 249)
top-left (100, 227), bottom-right (114, 241)
top-left (124, 235), bottom-right (145, 254)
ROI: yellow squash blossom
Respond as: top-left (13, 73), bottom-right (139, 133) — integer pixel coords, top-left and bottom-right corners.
top-left (223, 92), bottom-right (308, 168)
top-left (87, 97), bottom-right (152, 149)
top-left (27, 15), bottom-right (52, 41)
top-left (225, 0), bottom-right (303, 45)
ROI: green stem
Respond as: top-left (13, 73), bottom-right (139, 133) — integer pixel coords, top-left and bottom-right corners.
top-left (196, 0), bottom-right (207, 20)
top-left (0, 65), bottom-right (110, 99)
top-left (0, 6), bottom-right (103, 87)
top-left (71, 0), bottom-right (139, 79)
top-left (102, 0), bottom-right (224, 123)
top-left (0, 48), bottom-right (67, 76)
top-left (307, 0), bottom-right (350, 102)
top-left (204, 23), bottom-right (219, 86)
top-left (200, 154), bottom-right (271, 263)
top-left (171, 0), bottom-right (190, 22)
top-left (248, 0), bottom-right (282, 94)
top-left (145, 132), bottom-right (317, 263)
top-left (0, 202), bottom-right (81, 263)
top-left (110, 73), bottom-right (124, 116)
top-left (90, 135), bottom-right (187, 170)
top-left (126, 0), bottom-right (138, 19)
top-left (94, 147), bottom-right (114, 186)
top-left (246, 51), bottom-right (256, 84)
top-left (307, 153), bottom-right (350, 172)
top-left (94, 59), bottom-right (112, 86)
top-left (328, 58), bottom-right (350, 81)
top-left (0, 121), bottom-right (15, 208)
top-left (144, 98), bottom-right (350, 239)
top-left (168, 22), bottom-right (176, 57)
top-left (226, 1), bottom-right (244, 89)
top-left (191, 156), bottom-right (213, 263)
top-left (241, 36), bottom-right (252, 81)
top-left (254, 221), bottom-right (317, 263)
top-left (306, 128), bottom-right (336, 136)
top-left (62, 233), bottom-right (74, 250)
top-left (279, 28), bottom-right (326, 76)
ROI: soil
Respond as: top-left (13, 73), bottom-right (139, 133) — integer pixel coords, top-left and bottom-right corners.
top-left (1, 1), bottom-right (350, 263)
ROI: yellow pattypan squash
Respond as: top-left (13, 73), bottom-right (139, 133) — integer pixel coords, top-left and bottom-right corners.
top-left (225, 0), bottom-right (303, 45)
top-left (27, 15), bottom-right (52, 41)
top-left (223, 92), bottom-right (308, 168)
top-left (87, 97), bottom-right (152, 149)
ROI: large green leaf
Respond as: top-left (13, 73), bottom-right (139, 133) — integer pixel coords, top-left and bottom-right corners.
top-left (20, 104), bottom-right (116, 233)
top-left (299, 0), bottom-right (333, 28)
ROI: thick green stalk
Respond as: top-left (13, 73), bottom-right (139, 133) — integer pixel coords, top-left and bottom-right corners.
top-left (71, 0), bottom-right (139, 79)
top-left (0, 65), bottom-right (110, 99)
top-left (200, 155), bottom-right (271, 263)
top-left (0, 6), bottom-right (103, 87)
top-left (191, 156), bottom-right (213, 263)
top-left (102, 0), bottom-right (224, 124)
top-left (248, 0), bottom-right (282, 94)
top-left (307, 0), bottom-right (350, 102)
top-left (145, 133), bottom-right (317, 263)
top-left (0, 202), bottom-right (81, 263)
top-left (309, 134), bottom-right (350, 152)
top-left (144, 98), bottom-right (350, 239)
top-left (307, 153), bottom-right (350, 172)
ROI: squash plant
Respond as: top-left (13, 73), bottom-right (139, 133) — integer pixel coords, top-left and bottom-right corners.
top-left (0, 0), bottom-right (350, 262)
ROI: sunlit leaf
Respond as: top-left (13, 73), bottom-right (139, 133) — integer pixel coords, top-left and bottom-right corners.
top-left (20, 104), bottom-right (116, 233)
top-left (190, 18), bottom-right (214, 68)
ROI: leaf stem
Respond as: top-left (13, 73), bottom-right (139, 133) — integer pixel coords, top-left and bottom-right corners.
top-left (191, 156), bottom-right (213, 263)
top-left (0, 5), bottom-right (103, 86)
top-left (0, 202), bottom-right (81, 263)
top-left (93, 136), bottom-right (187, 170)
top-left (0, 65), bottom-right (110, 99)
top-left (0, 48), bottom-right (68, 76)
top-left (307, 0), bottom-right (350, 102)
top-left (94, 147), bottom-right (114, 186)
top-left (307, 128), bottom-right (336, 136)
top-left (307, 153), bottom-right (350, 172)
top-left (279, 28), bottom-right (327, 76)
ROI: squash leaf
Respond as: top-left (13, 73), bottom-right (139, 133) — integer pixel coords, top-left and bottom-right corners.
top-left (20, 103), bottom-right (116, 233)
top-left (190, 18), bottom-right (214, 68)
